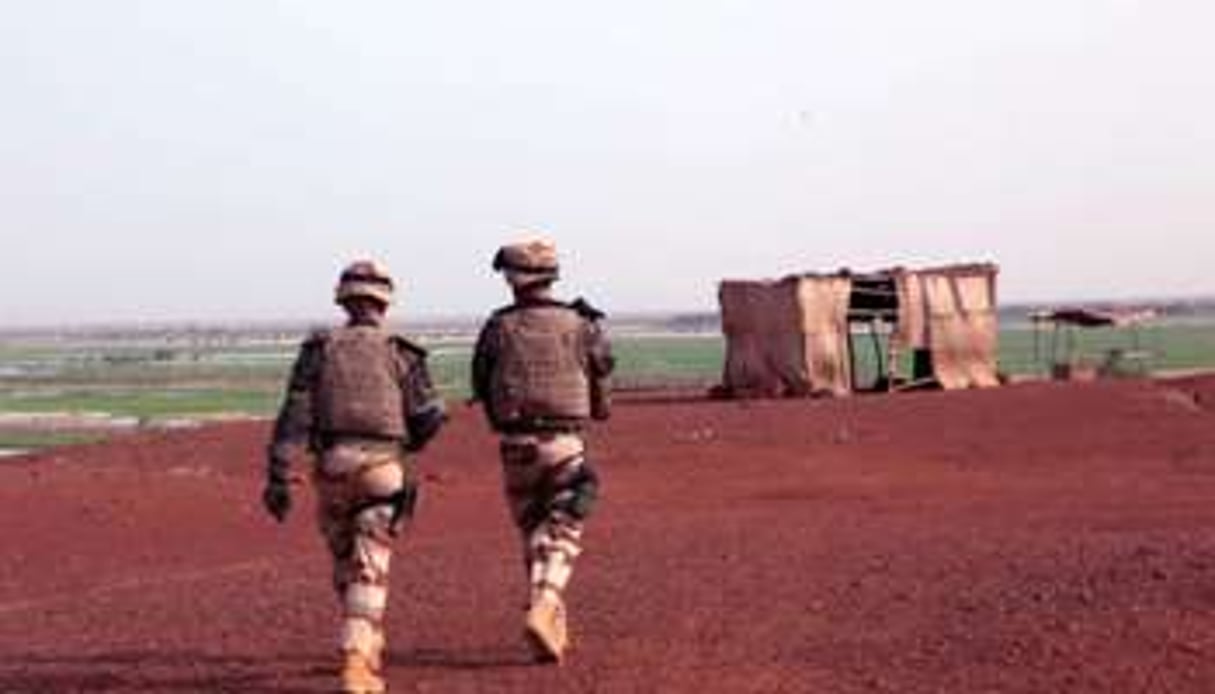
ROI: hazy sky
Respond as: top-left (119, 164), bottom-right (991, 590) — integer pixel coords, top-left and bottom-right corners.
top-left (1, 1), bottom-right (1211, 324)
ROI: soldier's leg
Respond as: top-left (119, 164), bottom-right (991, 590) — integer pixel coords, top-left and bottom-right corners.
top-left (527, 509), bottom-right (584, 605)
top-left (315, 473), bottom-right (385, 692)
top-left (340, 459), bottom-right (407, 667)
top-left (500, 433), bottom-right (599, 662)
top-left (318, 445), bottom-right (410, 693)
top-left (499, 436), bottom-right (551, 593)
top-left (314, 475), bottom-right (357, 598)
top-left (529, 434), bottom-right (597, 602)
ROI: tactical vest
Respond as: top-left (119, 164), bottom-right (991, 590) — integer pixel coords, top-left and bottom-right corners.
top-left (313, 326), bottom-right (407, 439)
top-left (488, 305), bottom-right (591, 427)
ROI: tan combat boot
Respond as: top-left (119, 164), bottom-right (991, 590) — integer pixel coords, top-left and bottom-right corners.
top-left (340, 651), bottom-right (386, 694)
top-left (367, 629), bottom-right (386, 674)
top-left (524, 592), bottom-right (568, 664)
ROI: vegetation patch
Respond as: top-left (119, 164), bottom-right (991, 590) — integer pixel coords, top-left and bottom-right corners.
top-left (0, 389), bottom-right (281, 419)
top-left (0, 430), bottom-right (110, 450)
top-left (2, 322), bottom-right (1214, 426)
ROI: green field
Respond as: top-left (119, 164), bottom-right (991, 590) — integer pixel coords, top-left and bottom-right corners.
top-left (0, 388), bottom-right (281, 420)
top-left (0, 430), bottom-right (110, 450)
top-left (2, 322), bottom-right (1214, 435)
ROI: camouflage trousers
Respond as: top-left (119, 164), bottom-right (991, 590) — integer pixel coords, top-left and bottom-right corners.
top-left (313, 441), bottom-right (412, 662)
top-left (498, 432), bottom-right (597, 606)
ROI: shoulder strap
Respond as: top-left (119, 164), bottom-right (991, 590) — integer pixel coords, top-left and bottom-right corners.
top-left (569, 297), bottom-right (606, 321)
top-left (389, 334), bottom-right (428, 358)
top-left (302, 328), bottom-right (331, 348)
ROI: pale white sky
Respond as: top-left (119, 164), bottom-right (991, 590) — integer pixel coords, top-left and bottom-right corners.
top-left (1, 0), bottom-right (1211, 324)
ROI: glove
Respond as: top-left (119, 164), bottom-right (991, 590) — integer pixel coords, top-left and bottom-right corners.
top-left (262, 478), bottom-right (292, 523)
top-left (405, 400), bottom-right (447, 452)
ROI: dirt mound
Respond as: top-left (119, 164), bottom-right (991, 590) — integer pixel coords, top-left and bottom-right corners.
top-left (3, 376), bottom-right (1215, 692)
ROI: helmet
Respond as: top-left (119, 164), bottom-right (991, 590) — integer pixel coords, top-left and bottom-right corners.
top-left (334, 259), bottom-right (394, 306)
top-left (492, 237), bottom-right (559, 287)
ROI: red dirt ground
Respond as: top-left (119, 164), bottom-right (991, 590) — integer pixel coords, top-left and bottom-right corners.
top-left (3, 376), bottom-right (1215, 693)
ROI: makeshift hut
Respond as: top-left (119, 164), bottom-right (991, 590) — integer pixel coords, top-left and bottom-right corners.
top-left (1028, 306), bottom-right (1156, 381)
top-left (718, 263), bottom-right (999, 397)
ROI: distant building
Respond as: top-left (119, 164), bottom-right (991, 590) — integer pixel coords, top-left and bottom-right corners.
top-left (717, 263), bottom-right (999, 397)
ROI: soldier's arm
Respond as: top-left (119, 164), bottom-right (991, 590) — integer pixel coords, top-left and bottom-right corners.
top-left (267, 334), bottom-right (324, 480)
top-left (585, 320), bottom-right (615, 378)
top-left (582, 311), bottom-right (615, 420)
top-left (395, 338), bottom-right (446, 452)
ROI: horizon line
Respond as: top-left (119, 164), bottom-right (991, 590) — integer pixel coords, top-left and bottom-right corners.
top-left (3, 294), bottom-right (1215, 334)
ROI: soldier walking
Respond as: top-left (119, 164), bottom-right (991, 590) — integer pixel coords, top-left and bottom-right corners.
top-left (262, 260), bottom-right (446, 694)
top-left (471, 237), bottom-right (614, 663)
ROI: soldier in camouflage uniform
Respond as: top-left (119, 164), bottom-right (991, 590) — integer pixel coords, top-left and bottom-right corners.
top-left (262, 260), bottom-right (445, 694)
top-left (471, 237), bottom-right (614, 663)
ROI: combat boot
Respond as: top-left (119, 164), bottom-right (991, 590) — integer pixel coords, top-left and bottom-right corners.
top-left (367, 629), bottom-right (386, 673)
top-left (339, 651), bottom-right (386, 694)
top-left (524, 591), bottom-right (568, 664)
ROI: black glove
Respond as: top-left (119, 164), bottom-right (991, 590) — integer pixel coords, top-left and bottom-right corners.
top-left (405, 400), bottom-right (447, 452)
top-left (262, 478), bottom-right (292, 523)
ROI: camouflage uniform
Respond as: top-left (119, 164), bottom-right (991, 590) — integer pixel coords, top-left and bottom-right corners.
top-left (265, 261), bottom-right (444, 694)
top-left (471, 238), bottom-right (613, 662)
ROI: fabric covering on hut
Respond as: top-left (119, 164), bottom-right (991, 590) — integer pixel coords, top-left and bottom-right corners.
top-left (718, 263), bottom-right (999, 397)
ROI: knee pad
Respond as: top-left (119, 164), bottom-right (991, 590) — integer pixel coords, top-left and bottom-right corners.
top-left (550, 464), bottom-right (599, 521)
top-left (352, 483), bottom-right (418, 537)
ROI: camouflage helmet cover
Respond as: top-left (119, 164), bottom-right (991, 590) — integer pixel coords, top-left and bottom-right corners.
top-left (492, 236), bottom-right (559, 286)
top-left (334, 259), bottom-right (394, 306)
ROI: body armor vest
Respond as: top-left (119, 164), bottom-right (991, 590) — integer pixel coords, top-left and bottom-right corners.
top-left (314, 326), bottom-right (407, 439)
top-left (489, 305), bottom-right (591, 426)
